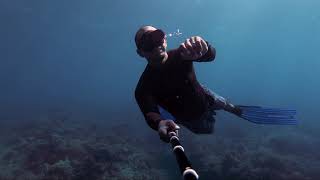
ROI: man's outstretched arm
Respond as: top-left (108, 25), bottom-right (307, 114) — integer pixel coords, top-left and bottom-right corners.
top-left (135, 89), bottom-right (180, 142)
top-left (134, 89), bottom-right (162, 131)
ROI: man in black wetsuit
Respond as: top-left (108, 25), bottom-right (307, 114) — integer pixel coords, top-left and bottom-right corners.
top-left (134, 25), bottom-right (237, 142)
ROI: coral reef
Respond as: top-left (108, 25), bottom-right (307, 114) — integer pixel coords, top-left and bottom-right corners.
top-left (185, 132), bottom-right (319, 180)
top-left (0, 117), bottom-right (171, 180)
top-left (0, 114), bottom-right (319, 180)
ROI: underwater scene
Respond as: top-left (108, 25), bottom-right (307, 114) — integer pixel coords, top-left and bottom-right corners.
top-left (0, 0), bottom-right (319, 179)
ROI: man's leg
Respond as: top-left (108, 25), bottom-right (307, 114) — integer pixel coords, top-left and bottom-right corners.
top-left (158, 105), bottom-right (215, 134)
top-left (201, 84), bottom-right (239, 114)
top-left (178, 109), bottom-right (215, 134)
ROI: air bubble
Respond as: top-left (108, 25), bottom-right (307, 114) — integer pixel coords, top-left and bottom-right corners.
top-left (166, 29), bottom-right (182, 38)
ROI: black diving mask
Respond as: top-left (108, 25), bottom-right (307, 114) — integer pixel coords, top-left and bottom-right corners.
top-left (138, 29), bottom-right (166, 52)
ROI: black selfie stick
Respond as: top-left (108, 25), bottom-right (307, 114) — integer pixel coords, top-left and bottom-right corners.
top-left (168, 131), bottom-right (199, 180)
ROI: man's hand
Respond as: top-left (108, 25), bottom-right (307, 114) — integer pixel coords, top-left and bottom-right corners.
top-left (158, 119), bottom-right (180, 143)
top-left (179, 36), bottom-right (209, 60)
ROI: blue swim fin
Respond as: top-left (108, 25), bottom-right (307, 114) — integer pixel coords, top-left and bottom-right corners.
top-left (235, 105), bottom-right (298, 125)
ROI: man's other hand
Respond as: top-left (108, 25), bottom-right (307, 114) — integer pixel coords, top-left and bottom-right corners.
top-left (158, 119), bottom-right (180, 143)
top-left (179, 36), bottom-right (208, 60)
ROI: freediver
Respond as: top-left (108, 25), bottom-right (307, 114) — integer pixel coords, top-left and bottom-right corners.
top-left (134, 25), bottom-right (297, 142)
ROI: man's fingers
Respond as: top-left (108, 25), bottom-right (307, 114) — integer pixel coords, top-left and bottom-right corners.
top-left (200, 39), bottom-right (208, 55)
top-left (180, 43), bottom-right (189, 55)
top-left (180, 43), bottom-right (193, 59)
top-left (158, 120), bottom-right (180, 143)
top-left (158, 125), bottom-right (168, 137)
top-left (179, 36), bottom-right (208, 60)
top-left (190, 36), bottom-right (196, 44)
top-left (194, 36), bottom-right (203, 56)
top-left (185, 39), bottom-right (193, 53)
top-left (166, 121), bottom-right (180, 138)
top-left (185, 39), bottom-right (197, 56)
top-left (167, 120), bottom-right (180, 129)
top-left (180, 37), bottom-right (205, 60)
top-left (180, 44), bottom-right (195, 60)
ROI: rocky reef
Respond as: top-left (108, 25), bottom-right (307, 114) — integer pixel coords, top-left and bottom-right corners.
top-left (0, 112), bottom-right (170, 180)
top-left (0, 113), bottom-right (319, 180)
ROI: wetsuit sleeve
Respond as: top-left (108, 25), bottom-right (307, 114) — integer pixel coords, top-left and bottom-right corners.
top-left (135, 87), bottom-right (162, 131)
top-left (193, 41), bottom-right (216, 62)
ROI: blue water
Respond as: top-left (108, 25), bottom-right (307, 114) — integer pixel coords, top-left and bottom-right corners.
top-left (0, 0), bottom-right (319, 179)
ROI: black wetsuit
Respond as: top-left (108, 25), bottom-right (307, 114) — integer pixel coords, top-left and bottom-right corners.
top-left (135, 43), bottom-right (216, 131)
